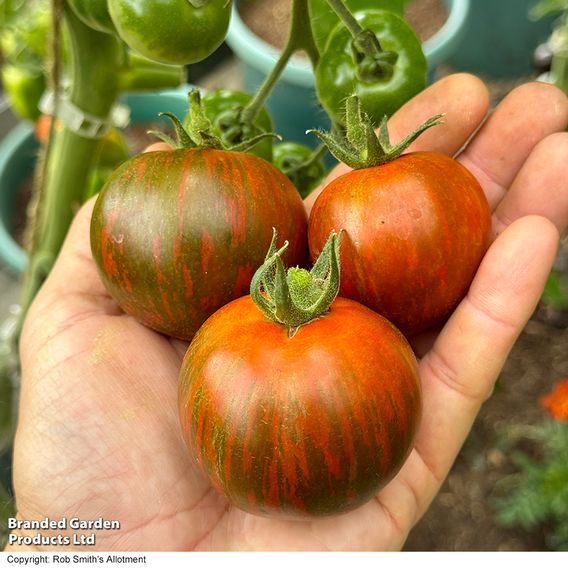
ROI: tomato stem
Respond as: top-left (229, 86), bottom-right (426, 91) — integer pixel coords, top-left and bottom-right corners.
top-left (325, 0), bottom-right (403, 84)
top-left (325, 0), bottom-right (364, 37)
top-left (159, 89), bottom-right (279, 151)
top-left (308, 95), bottom-right (444, 169)
top-left (241, 0), bottom-right (320, 124)
top-left (251, 230), bottom-right (342, 335)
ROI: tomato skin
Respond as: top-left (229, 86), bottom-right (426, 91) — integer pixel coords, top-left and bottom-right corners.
top-left (308, 152), bottom-right (492, 336)
top-left (179, 295), bottom-right (421, 517)
top-left (107, 0), bottom-right (232, 65)
top-left (90, 149), bottom-right (308, 341)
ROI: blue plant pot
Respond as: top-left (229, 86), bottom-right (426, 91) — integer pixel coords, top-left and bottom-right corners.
top-left (225, 0), bottom-right (471, 145)
top-left (0, 88), bottom-right (190, 274)
top-left (446, 0), bottom-right (556, 78)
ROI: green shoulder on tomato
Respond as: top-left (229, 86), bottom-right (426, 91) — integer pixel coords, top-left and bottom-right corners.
top-left (108, 0), bottom-right (232, 65)
top-left (315, 9), bottom-right (426, 125)
top-left (308, 0), bottom-right (405, 51)
top-left (67, 0), bottom-right (115, 34)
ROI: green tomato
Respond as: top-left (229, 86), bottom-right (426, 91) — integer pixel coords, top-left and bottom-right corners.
top-left (108, 0), bottom-right (232, 65)
top-left (1, 65), bottom-right (45, 121)
top-left (189, 89), bottom-right (275, 162)
top-left (308, 0), bottom-right (405, 51)
top-left (67, 0), bottom-right (116, 34)
top-left (315, 9), bottom-right (426, 125)
top-left (273, 142), bottom-right (327, 199)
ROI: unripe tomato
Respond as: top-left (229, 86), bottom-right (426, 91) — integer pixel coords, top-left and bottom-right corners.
top-left (90, 148), bottom-right (308, 341)
top-left (108, 0), bottom-right (232, 65)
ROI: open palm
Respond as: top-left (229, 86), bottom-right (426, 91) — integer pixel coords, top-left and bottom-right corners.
top-left (8, 74), bottom-right (568, 551)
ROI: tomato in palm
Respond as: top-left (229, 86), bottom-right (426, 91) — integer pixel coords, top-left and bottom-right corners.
top-left (308, 151), bottom-right (492, 336)
top-left (179, 232), bottom-right (421, 517)
top-left (107, 0), bottom-right (232, 65)
top-left (90, 148), bottom-right (308, 341)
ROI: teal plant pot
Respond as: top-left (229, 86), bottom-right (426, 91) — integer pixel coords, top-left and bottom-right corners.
top-left (447, 0), bottom-right (555, 78)
top-left (225, 0), bottom-right (470, 144)
top-left (0, 87), bottom-right (190, 274)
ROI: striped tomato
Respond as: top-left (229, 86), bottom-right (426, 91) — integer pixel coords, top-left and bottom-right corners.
top-left (308, 152), bottom-right (492, 336)
top-left (90, 148), bottom-right (308, 340)
top-left (179, 295), bottom-right (421, 517)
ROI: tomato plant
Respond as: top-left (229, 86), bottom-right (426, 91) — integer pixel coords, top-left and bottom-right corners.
top-left (308, 99), bottom-right (492, 336)
top-left (179, 233), bottom-right (421, 517)
top-left (315, 9), bottom-right (426, 124)
top-left (107, 0), bottom-right (232, 65)
top-left (90, 91), bottom-right (307, 340)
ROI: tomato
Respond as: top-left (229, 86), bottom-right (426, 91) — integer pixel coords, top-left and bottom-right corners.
top-left (308, 152), bottom-right (492, 336)
top-left (308, 0), bottom-right (405, 52)
top-left (315, 9), bottom-right (426, 124)
top-left (179, 295), bottom-right (421, 517)
top-left (272, 142), bottom-right (327, 199)
top-left (90, 148), bottom-right (308, 341)
top-left (194, 89), bottom-right (275, 162)
top-left (107, 0), bottom-right (232, 65)
top-left (67, 0), bottom-right (115, 34)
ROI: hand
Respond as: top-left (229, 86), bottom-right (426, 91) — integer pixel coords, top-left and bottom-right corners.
top-left (7, 74), bottom-right (568, 551)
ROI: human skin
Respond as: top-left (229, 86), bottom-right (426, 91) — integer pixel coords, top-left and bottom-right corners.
top-left (5, 73), bottom-right (568, 551)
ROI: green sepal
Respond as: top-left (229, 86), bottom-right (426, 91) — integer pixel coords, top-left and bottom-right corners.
top-left (308, 94), bottom-right (444, 169)
top-left (251, 229), bottom-right (342, 336)
top-left (153, 88), bottom-right (279, 152)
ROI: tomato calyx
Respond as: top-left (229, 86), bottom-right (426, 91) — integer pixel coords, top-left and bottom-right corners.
top-left (351, 29), bottom-right (398, 83)
top-left (309, 95), bottom-right (443, 169)
top-left (151, 89), bottom-right (279, 152)
top-left (251, 229), bottom-right (342, 336)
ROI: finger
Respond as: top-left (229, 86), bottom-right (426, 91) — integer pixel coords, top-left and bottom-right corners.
top-left (304, 73), bottom-right (490, 213)
top-left (414, 215), bottom-right (559, 487)
top-left (388, 73), bottom-right (490, 154)
top-left (144, 141), bottom-right (172, 153)
top-left (493, 131), bottom-right (568, 235)
top-left (458, 82), bottom-right (568, 210)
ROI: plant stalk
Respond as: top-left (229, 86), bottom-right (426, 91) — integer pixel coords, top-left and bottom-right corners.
top-left (241, 0), bottom-right (320, 123)
top-left (325, 0), bottom-right (364, 36)
top-left (17, 3), bottom-right (124, 325)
